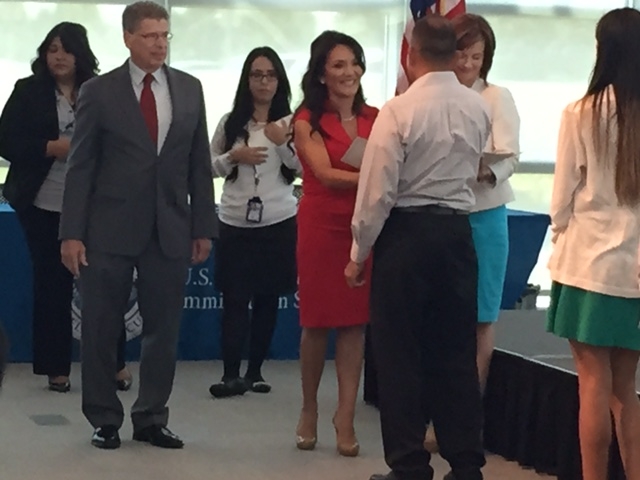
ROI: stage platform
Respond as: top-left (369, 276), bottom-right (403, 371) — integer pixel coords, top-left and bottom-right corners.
top-left (455, 310), bottom-right (629, 480)
top-left (363, 308), bottom-right (633, 480)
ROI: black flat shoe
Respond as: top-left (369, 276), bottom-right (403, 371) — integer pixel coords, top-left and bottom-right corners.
top-left (116, 377), bottom-right (133, 391)
top-left (133, 425), bottom-right (184, 449)
top-left (244, 376), bottom-right (272, 394)
top-left (91, 426), bottom-right (121, 449)
top-left (48, 381), bottom-right (70, 393)
top-left (209, 378), bottom-right (248, 398)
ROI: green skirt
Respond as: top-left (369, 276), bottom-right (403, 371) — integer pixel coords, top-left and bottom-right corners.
top-left (546, 282), bottom-right (640, 351)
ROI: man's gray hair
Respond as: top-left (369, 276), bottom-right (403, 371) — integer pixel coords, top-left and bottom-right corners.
top-left (122, 1), bottom-right (169, 33)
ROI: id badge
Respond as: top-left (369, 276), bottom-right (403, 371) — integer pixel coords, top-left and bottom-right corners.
top-left (246, 196), bottom-right (263, 223)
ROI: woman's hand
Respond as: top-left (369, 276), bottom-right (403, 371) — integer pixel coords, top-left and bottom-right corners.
top-left (264, 120), bottom-right (290, 146)
top-left (46, 137), bottom-right (70, 160)
top-left (229, 146), bottom-right (268, 165)
top-left (477, 159), bottom-right (496, 185)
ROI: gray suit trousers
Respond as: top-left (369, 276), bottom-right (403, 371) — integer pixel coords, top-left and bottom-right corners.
top-left (79, 233), bottom-right (189, 431)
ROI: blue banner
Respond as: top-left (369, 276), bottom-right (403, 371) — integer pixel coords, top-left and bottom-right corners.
top-left (71, 250), bottom-right (316, 362)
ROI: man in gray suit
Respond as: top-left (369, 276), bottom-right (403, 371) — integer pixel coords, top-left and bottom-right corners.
top-left (60, 1), bottom-right (217, 450)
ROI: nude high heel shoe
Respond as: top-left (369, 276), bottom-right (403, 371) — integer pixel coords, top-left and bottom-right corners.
top-left (296, 411), bottom-right (318, 451)
top-left (332, 415), bottom-right (360, 457)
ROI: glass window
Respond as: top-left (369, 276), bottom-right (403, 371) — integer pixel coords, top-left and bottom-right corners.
top-left (467, 1), bottom-right (628, 163)
top-left (0, 1), bottom-right (130, 185)
top-left (0, 0), bottom-right (407, 192)
top-left (0, 0), bottom-right (634, 294)
top-left (170, 2), bottom-right (405, 198)
top-left (466, 1), bottom-right (628, 293)
top-left (169, 4), bottom-right (405, 149)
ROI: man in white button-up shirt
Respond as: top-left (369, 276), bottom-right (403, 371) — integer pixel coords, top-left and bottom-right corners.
top-left (345, 15), bottom-right (490, 480)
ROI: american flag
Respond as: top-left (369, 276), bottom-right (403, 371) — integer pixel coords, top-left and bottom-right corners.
top-left (396, 0), bottom-right (466, 94)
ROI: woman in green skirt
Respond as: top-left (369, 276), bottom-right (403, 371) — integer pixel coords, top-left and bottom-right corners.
top-left (547, 8), bottom-right (640, 480)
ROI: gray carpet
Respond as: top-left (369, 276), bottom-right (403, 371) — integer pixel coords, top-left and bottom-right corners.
top-left (0, 361), bottom-right (551, 480)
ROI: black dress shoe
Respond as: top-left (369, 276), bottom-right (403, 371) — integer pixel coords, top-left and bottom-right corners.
top-left (370, 473), bottom-right (399, 480)
top-left (91, 426), bottom-right (121, 449)
top-left (209, 378), bottom-right (248, 398)
top-left (370, 472), bottom-right (431, 480)
top-left (133, 425), bottom-right (184, 449)
top-left (443, 473), bottom-right (455, 480)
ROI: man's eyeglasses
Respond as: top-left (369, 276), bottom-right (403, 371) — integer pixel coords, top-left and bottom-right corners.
top-left (249, 71), bottom-right (278, 82)
top-left (139, 32), bottom-right (173, 42)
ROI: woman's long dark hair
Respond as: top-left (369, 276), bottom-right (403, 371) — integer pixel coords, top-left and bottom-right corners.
top-left (583, 8), bottom-right (640, 206)
top-left (224, 46), bottom-right (294, 184)
top-left (295, 30), bottom-right (367, 136)
top-left (31, 22), bottom-right (99, 87)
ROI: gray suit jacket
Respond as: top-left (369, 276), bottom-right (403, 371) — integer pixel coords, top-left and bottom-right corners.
top-left (59, 62), bottom-right (218, 259)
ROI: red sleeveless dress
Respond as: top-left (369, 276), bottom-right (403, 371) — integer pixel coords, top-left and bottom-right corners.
top-left (295, 105), bottom-right (378, 328)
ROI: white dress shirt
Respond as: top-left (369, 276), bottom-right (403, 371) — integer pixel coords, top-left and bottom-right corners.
top-left (129, 59), bottom-right (172, 154)
top-left (350, 71), bottom-right (490, 263)
top-left (548, 94), bottom-right (640, 298)
top-left (471, 79), bottom-right (520, 212)
top-left (210, 113), bottom-right (301, 228)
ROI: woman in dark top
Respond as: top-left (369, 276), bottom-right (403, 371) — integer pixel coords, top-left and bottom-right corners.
top-left (0, 22), bottom-right (130, 392)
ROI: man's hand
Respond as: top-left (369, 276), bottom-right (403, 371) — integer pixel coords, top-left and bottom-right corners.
top-left (61, 239), bottom-right (88, 277)
top-left (345, 260), bottom-right (366, 288)
top-left (191, 238), bottom-right (212, 265)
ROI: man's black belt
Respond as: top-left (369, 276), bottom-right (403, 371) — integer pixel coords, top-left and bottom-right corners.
top-left (393, 204), bottom-right (469, 216)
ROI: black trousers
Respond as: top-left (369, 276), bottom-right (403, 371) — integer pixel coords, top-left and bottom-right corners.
top-left (17, 205), bottom-right (127, 377)
top-left (370, 210), bottom-right (485, 480)
top-left (17, 206), bottom-right (74, 377)
top-left (220, 292), bottom-right (279, 381)
top-left (116, 329), bottom-right (127, 372)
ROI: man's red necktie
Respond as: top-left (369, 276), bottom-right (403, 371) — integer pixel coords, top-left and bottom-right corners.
top-left (140, 73), bottom-right (158, 147)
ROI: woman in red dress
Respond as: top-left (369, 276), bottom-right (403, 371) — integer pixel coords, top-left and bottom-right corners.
top-left (292, 30), bottom-right (378, 457)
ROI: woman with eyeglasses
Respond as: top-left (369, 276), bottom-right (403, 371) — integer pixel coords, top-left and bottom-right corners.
top-left (208, 46), bottom-right (300, 398)
top-left (0, 22), bottom-right (131, 392)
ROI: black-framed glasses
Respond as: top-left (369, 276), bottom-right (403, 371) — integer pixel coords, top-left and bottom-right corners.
top-left (249, 71), bottom-right (278, 82)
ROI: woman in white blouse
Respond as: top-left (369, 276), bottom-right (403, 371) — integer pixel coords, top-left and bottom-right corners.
top-left (208, 46), bottom-right (301, 398)
top-left (547, 9), bottom-right (640, 480)
top-left (425, 13), bottom-right (521, 452)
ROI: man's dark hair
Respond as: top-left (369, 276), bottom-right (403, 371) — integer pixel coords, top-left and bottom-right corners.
top-left (411, 15), bottom-right (457, 64)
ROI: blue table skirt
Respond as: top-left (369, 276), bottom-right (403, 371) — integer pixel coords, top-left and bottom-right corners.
top-left (0, 204), bottom-right (548, 362)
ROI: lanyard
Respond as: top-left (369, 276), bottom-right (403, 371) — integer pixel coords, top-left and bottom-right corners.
top-left (253, 166), bottom-right (260, 195)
